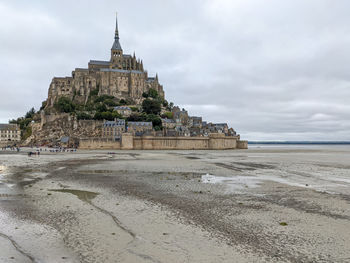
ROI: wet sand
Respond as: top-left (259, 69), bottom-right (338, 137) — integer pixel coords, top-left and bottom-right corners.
top-left (0, 146), bottom-right (350, 262)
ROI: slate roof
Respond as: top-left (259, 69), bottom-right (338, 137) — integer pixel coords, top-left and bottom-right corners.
top-left (0, 124), bottom-right (18, 130)
top-left (114, 106), bottom-right (131, 111)
top-left (100, 68), bottom-right (143, 74)
top-left (128, 122), bottom-right (152, 127)
top-left (60, 136), bottom-right (70, 143)
top-left (112, 39), bottom-right (122, 51)
top-left (89, 60), bottom-right (110, 66)
top-left (161, 118), bottom-right (175, 123)
top-left (103, 120), bottom-right (125, 127)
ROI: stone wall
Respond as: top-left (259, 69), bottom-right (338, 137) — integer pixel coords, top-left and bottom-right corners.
top-left (80, 138), bottom-right (121, 150)
top-left (79, 133), bottom-right (248, 150)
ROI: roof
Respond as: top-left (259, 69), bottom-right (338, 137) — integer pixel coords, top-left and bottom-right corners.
top-left (104, 119), bottom-right (125, 127)
top-left (112, 39), bottom-right (122, 51)
top-left (128, 122), bottom-right (152, 127)
top-left (161, 118), bottom-right (175, 123)
top-left (123, 54), bottom-right (132, 58)
top-left (60, 136), bottom-right (70, 143)
top-left (89, 60), bottom-right (110, 66)
top-left (215, 123), bottom-right (228, 127)
top-left (114, 106), bottom-right (131, 110)
top-left (100, 68), bottom-right (143, 74)
top-left (74, 68), bottom-right (89, 71)
top-left (0, 124), bottom-right (19, 130)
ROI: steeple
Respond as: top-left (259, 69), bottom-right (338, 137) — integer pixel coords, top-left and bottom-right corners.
top-left (111, 12), bottom-right (122, 51)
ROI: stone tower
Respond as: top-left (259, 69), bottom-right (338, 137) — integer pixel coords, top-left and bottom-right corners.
top-left (110, 13), bottom-right (123, 69)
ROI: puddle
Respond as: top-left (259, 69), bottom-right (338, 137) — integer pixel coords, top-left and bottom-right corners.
top-left (50, 189), bottom-right (99, 203)
top-left (202, 173), bottom-right (261, 192)
top-left (78, 170), bottom-right (114, 174)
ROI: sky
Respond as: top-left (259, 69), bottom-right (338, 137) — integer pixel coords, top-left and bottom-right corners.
top-left (1, 0), bottom-right (350, 141)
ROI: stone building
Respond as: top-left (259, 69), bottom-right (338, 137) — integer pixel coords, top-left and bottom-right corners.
top-left (189, 116), bottom-right (202, 128)
top-left (161, 118), bottom-right (176, 129)
top-left (173, 108), bottom-right (189, 126)
top-left (0, 124), bottom-right (21, 142)
top-left (127, 121), bottom-right (153, 136)
top-left (46, 14), bottom-right (164, 109)
top-left (102, 119), bottom-right (126, 139)
top-left (114, 106), bottom-right (132, 117)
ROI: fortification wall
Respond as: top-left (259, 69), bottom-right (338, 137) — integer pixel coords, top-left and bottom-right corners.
top-left (80, 138), bottom-right (121, 149)
top-left (79, 133), bottom-right (248, 150)
top-left (133, 136), bottom-right (210, 150)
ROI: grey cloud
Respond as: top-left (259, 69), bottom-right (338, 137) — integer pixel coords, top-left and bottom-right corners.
top-left (1, 0), bottom-right (349, 140)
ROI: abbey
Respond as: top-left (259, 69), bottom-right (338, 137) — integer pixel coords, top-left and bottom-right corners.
top-left (46, 14), bottom-right (164, 108)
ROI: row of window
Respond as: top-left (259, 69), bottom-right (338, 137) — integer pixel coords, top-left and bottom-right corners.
top-left (0, 130), bottom-right (19, 133)
top-left (1, 134), bottom-right (20, 138)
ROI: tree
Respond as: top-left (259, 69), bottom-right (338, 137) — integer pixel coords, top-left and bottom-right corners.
top-left (127, 113), bottom-right (147, 122)
top-left (142, 92), bottom-right (149, 98)
top-left (148, 88), bottom-right (158, 99)
top-left (25, 107), bottom-right (35, 119)
top-left (146, 114), bottom-right (162, 129)
top-left (167, 102), bottom-right (174, 111)
top-left (142, 99), bottom-right (161, 115)
top-left (54, 97), bottom-right (75, 113)
top-left (96, 103), bottom-right (107, 113)
top-left (119, 99), bottom-right (127, 105)
top-left (162, 100), bottom-right (168, 107)
top-left (40, 101), bottom-right (47, 111)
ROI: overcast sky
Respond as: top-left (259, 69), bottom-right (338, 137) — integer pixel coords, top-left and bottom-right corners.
top-left (1, 0), bottom-right (350, 140)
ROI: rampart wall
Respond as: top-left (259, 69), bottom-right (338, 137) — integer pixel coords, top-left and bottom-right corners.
top-left (79, 133), bottom-right (248, 150)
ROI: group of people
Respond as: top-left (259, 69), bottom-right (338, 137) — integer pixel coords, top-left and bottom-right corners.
top-left (1, 146), bottom-right (20, 152)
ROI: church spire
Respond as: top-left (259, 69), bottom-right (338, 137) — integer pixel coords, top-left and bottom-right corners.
top-left (115, 12), bottom-right (119, 40)
top-left (111, 12), bottom-right (122, 51)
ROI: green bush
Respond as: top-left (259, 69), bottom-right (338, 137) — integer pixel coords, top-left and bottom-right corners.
top-left (119, 99), bottom-right (127, 105)
top-left (54, 97), bottom-right (75, 113)
top-left (94, 95), bottom-right (115, 103)
top-left (22, 126), bottom-right (32, 140)
top-left (161, 112), bottom-right (173, 119)
top-left (96, 103), bottom-right (107, 113)
top-left (90, 89), bottom-right (99, 97)
top-left (77, 112), bottom-right (93, 120)
top-left (104, 99), bottom-right (117, 107)
top-left (93, 111), bottom-right (122, 121)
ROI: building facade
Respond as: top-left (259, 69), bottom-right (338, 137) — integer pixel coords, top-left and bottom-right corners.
top-left (0, 124), bottom-right (21, 142)
top-left (46, 14), bottom-right (164, 109)
top-left (114, 106), bottom-right (132, 117)
top-left (102, 119), bottom-right (126, 138)
top-left (127, 121), bottom-right (153, 136)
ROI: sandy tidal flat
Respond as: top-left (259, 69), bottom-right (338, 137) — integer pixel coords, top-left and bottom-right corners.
top-left (0, 146), bottom-right (350, 262)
